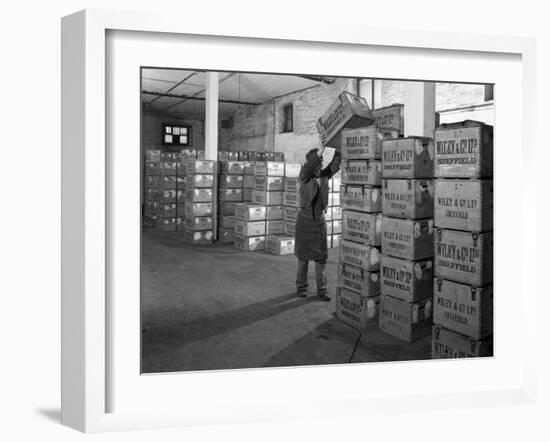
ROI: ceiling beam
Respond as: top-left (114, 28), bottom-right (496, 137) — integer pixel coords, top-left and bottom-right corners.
top-left (145, 71), bottom-right (198, 106)
top-left (142, 90), bottom-right (260, 106)
top-left (162, 72), bottom-right (238, 111)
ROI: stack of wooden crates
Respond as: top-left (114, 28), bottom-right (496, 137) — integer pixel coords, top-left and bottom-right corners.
top-left (378, 137), bottom-right (435, 342)
top-left (336, 126), bottom-right (385, 329)
top-left (181, 158), bottom-right (216, 244)
top-left (218, 160), bottom-right (245, 243)
top-left (432, 120), bottom-right (494, 358)
top-left (158, 152), bottom-right (183, 232)
top-left (314, 91), bottom-right (384, 330)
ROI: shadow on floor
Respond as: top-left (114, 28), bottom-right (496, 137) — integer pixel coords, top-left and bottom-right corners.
top-left (142, 292), bottom-right (324, 369)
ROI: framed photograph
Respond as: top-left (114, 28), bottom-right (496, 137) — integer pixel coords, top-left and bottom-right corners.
top-left (61, 9), bottom-right (537, 433)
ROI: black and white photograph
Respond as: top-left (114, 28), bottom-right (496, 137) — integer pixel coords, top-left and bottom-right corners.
top-left (140, 69), bottom-right (494, 373)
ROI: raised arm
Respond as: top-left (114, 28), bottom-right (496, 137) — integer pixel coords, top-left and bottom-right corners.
top-left (299, 146), bottom-right (325, 182)
top-left (320, 149), bottom-right (341, 179)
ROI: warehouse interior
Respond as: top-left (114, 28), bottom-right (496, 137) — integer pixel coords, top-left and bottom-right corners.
top-left (140, 69), bottom-right (494, 373)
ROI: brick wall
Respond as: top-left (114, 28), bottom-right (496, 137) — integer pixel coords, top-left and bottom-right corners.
top-left (225, 78), bottom-right (356, 163)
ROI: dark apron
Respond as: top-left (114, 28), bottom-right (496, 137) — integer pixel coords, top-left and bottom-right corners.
top-left (294, 208), bottom-right (327, 261)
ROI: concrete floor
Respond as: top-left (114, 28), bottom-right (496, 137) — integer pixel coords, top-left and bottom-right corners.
top-left (141, 228), bottom-right (431, 373)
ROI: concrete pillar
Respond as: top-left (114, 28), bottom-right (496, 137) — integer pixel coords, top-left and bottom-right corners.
top-left (404, 81), bottom-right (436, 137)
top-left (204, 71), bottom-right (219, 160)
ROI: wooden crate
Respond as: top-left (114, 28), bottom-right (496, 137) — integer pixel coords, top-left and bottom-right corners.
top-left (382, 179), bottom-right (434, 219)
top-left (284, 163), bottom-right (301, 178)
top-left (218, 202), bottom-right (238, 216)
top-left (218, 188), bottom-right (243, 202)
top-left (284, 220), bottom-right (296, 236)
top-left (337, 263), bottom-right (380, 297)
top-left (340, 126), bottom-right (383, 160)
top-left (335, 288), bottom-right (380, 330)
top-left (160, 161), bottom-right (178, 176)
top-left (158, 202), bottom-right (177, 217)
top-left (158, 216), bottom-right (178, 231)
top-left (434, 120), bottom-right (493, 178)
top-left (234, 234), bottom-right (266, 251)
top-left (145, 150), bottom-right (161, 162)
top-left (219, 215), bottom-right (235, 230)
top-left (342, 210), bottom-right (382, 246)
top-left (341, 160), bottom-right (382, 186)
top-left (243, 188), bottom-right (252, 202)
top-left (434, 179), bottom-right (493, 232)
top-left (266, 235), bottom-right (295, 255)
top-left (432, 325), bottom-right (493, 359)
top-left (251, 190), bottom-right (283, 206)
top-left (316, 91), bottom-right (375, 149)
top-left (184, 215), bottom-right (213, 231)
top-left (184, 229), bottom-right (214, 245)
top-left (340, 184), bottom-right (382, 213)
top-left (253, 161), bottom-right (285, 177)
top-left (339, 239), bottom-right (380, 271)
top-left (372, 103), bottom-right (405, 136)
top-left (381, 255), bottom-right (433, 302)
top-left (379, 294), bottom-right (433, 343)
top-left (234, 203), bottom-right (267, 221)
top-left (159, 190), bottom-right (177, 203)
top-left (284, 206), bottom-right (298, 222)
top-left (218, 174), bottom-right (244, 189)
top-left (266, 219), bottom-right (284, 235)
top-left (218, 228), bottom-right (235, 243)
top-left (284, 177), bottom-right (300, 193)
top-left (159, 175), bottom-right (177, 190)
top-left (242, 175), bottom-right (255, 188)
top-left (176, 190), bottom-right (185, 203)
top-left (186, 174), bottom-right (215, 188)
top-left (381, 216), bottom-right (434, 260)
top-left (243, 161), bottom-right (255, 175)
top-left (185, 160), bottom-right (216, 175)
top-left (218, 160), bottom-right (244, 175)
top-left (184, 202), bottom-right (213, 217)
top-left (381, 136), bottom-right (434, 179)
top-left (266, 205), bottom-right (283, 221)
top-left (234, 219), bottom-right (266, 236)
top-left (283, 191), bottom-right (300, 207)
top-left (433, 278), bottom-right (493, 340)
top-left (434, 229), bottom-right (493, 287)
top-left (145, 161), bottom-right (160, 175)
top-left (254, 175), bottom-right (284, 192)
top-left (185, 187), bottom-right (214, 203)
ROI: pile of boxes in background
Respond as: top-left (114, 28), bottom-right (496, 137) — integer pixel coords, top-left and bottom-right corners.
top-left (432, 120), bottom-right (494, 358)
top-left (158, 152), bottom-right (182, 232)
top-left (378, 136), bottom-right (435, 342)
top-left (217, 160), bottom-right (245, 243)
top-left (144, 150), bottom-right (162, 227)
top-left (181, 158), bottom-right (216, 244)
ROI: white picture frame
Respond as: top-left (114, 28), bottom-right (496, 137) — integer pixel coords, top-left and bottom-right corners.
top-left (61, 9), bottom-right (537, 433)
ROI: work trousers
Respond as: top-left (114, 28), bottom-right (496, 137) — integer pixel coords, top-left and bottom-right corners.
top-left (296, 258), bottom-right (327, 296)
